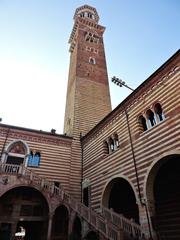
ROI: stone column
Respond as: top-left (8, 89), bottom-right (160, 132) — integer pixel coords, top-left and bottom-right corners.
top-left (47, 212), bottom-right (54, 240)
top-left (144, 199), bottom-right (157, 240)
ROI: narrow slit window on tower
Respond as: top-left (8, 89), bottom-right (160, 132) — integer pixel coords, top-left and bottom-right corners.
top-left (154, 103), bottom-right (165, 122)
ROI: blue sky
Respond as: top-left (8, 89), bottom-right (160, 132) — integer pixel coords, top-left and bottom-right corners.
top-left (0, 0), bottom-right (179, 133)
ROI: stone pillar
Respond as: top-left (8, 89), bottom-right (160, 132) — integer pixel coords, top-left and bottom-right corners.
top-left (47, 212), bottom-right (54, 240)
top-left (139, 203), bottom-right (150, 238)
top-left (146, 198), bottom-right (158, 240)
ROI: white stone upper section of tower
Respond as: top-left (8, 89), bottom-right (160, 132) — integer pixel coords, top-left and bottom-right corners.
top-left (73, 5), bottom-right (99, 23)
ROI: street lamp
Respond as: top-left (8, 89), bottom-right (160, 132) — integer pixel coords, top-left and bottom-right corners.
top-left (111, 76), bottom-right (134, 91)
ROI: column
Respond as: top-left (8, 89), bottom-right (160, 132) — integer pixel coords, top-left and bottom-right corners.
top-left (47, 212), bottom-right (54, 240)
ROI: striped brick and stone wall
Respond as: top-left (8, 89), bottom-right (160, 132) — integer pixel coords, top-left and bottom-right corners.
top-left (0, 125), bottom-right (72, 193)
top-left (81, 50), bottom-right (180, 230)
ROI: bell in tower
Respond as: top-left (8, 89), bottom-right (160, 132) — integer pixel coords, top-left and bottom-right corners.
top-left (64, 5), bottom-right (112, 137)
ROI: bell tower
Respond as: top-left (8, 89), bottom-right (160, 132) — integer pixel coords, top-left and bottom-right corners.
top-left (64, 5), bottom-right (111, 137)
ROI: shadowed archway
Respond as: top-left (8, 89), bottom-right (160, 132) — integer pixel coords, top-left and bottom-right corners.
top-left (102, 177), bottom-right (139, 223)
top-left (0, 186), bottom-right (49, 240)
top-left (52, 205), bottom-right (69, 240)
top-left (146, 154), bottom-right (180, 239)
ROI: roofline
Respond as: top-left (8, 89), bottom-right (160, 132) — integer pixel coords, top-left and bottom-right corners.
top-left (0, 123), bottom-right (72, 139)
top-left (81, 49), bottom-right (180, 141)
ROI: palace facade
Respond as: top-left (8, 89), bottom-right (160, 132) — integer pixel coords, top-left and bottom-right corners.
top-left (0, 5), bottom-right (179, 240)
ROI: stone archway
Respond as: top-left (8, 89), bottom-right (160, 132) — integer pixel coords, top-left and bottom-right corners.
top-left (145, 154), bottom-right (180, 239)
top-left (52, 205), bottom-right (69, 240)
top-left (102, 177), bottom-right (139, 223)
top-left (0, 186), bottom-right (49, 240)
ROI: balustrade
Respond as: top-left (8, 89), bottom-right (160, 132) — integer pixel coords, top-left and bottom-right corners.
top-left (0, 162), bottom-right (147, 240)
top-left (102, 207), bottom-right (146, 239)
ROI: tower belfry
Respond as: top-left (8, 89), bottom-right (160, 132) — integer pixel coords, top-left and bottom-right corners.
top-left (64, 5), bottom-right (112, 137)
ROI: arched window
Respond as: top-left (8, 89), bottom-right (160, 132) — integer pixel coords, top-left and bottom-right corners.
top-left (114, 134), bottom-right (119, 149)
top-left (103, 141), bottom-right (109, 154)
top-left (109, 138), bottom-right (115, 152)
top-left (34, 152), bottom-right (41, 166)
top-left (154, 103), bottom-right (165, 122)
top-left (85, 32), bottom-right (99, 44)
top-left (28, 151), bottom-right (33, 166)
top-left (87, 12), bottom-right (93, 19)
top-left (28, 151), bottom-right (41, 167)
top-left (80, 12), bottom-right (85, 18)
top-left (146, 109), bottom-right (156, 127)
top-left (6, 141), bottom-right (26, 165)
top-left (139, 115), bottom-right (148, 131)
top-left (89, 57), bottom-right (96, 64)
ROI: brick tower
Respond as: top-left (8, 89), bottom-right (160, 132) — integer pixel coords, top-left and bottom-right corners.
top-left (63, 5), bottom-right (112, 199)
top-left (64, 5), bottom-right (111, 137)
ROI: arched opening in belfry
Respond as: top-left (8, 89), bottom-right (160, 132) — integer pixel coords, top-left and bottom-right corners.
top-left (84, 231), bottom-right (99, 240)
top-left (52, 205), bottom-right (69, 240)
top-left (102, 177), bottom-right (139, 223)
top-left (146, 154), bottom-right (180, 239)
top-left (0, 186), bottom-right (49, 240)
top-left (70, 216), bottom-right (82, 240)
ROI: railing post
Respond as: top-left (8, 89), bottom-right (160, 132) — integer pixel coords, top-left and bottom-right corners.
top-left (41, 179), bottom-right (44, 189)
top-left (131, 222), bottom-right (136, 238)
top-left (105, 218), bottom-right (108, 237)
top-left (61, 190), bottom-right (64, 201)
top-left (18, 165), bottom-right (23, 175)
top-left (30, 171), bottom-right (33, 182)
top-left (51, 182), bottom-right (54, 196)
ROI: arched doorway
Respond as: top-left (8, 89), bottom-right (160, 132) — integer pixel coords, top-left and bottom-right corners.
top-left (70, 216), bottom-right (82, 240)
top-left (147, 154), bottom-right (180, 239)
top-left (52, 205), bottom-right (69, 240)
top-left (0, 186), bottom-right (49, 240)
top-left (102, 177), bottom-right (139, 223)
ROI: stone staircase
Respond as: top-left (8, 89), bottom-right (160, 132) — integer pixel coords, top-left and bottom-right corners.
top-left (0, 163), bottom-right (146, 240)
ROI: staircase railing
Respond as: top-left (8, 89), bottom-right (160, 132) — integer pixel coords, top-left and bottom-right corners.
top-left (0, 163), bottom-right (146, 240)
top-left (102, 207), bottom-right (146, 239)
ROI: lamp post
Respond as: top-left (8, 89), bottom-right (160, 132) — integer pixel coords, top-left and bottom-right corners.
top-left (111, 76), bottom-right (134, 91)
top-left (111, 76), bottom-right (153, 239)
